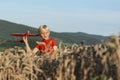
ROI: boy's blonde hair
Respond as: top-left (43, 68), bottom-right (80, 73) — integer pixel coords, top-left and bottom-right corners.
top-left (38, 25), bottom-right (50, 33)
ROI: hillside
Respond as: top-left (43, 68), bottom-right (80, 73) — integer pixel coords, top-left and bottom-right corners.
top-left (0, 20), bottom-right (37, 40)
top-left (0, 19), bottom-right (105, 48)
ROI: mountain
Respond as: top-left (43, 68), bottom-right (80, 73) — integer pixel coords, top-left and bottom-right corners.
top-left (0, 19), bottom-right (105, 48)
top-left (0, 20), bottom-right (37, 40)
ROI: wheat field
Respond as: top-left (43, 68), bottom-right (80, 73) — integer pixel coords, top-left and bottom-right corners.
top-left (0, 35), bottom-right (120, 80)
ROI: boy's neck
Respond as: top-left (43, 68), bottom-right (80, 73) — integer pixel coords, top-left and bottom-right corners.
top-left (43, 38), bottom-right (50, 40)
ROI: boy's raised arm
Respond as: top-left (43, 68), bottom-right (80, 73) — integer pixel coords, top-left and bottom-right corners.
top-left (23, 36), bottom-right (33, 55)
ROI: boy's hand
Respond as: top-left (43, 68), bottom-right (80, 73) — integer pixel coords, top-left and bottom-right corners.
top-left (23, 36), bottom-right (28, 43)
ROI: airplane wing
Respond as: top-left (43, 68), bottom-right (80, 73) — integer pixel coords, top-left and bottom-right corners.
top-left (10, 33), bottom-right (39, 37)
top-left (10, 31), bottom-right (39, 42)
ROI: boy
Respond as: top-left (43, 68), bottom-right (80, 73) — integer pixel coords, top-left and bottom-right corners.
top-left (23, 25), bottom-right (57, 56)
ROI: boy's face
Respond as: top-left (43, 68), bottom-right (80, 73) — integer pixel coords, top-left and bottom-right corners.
top-left (40, 29), bottom-right (50, 40)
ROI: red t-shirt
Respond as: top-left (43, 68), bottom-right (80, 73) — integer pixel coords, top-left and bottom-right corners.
top-left (35, 38), bottom-right (57, 54)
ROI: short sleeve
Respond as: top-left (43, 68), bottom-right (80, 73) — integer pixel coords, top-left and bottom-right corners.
top-left (35, 44), bottom-right (45, 50)
top-left (51, 38), bottom-right (57, 47)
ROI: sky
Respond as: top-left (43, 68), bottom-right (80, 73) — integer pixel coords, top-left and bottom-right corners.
top-left (0, 0), bottom-right (120, 36)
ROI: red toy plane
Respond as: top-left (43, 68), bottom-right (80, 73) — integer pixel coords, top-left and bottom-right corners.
top-left (10, 31), bottom-right (39, 42)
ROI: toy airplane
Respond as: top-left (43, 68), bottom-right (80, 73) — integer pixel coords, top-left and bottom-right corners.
top-left (10, 31), bottom-right (39, 42)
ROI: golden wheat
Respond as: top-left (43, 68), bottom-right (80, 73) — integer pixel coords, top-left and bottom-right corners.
top-left (0, 38), bottom-right (120, 80)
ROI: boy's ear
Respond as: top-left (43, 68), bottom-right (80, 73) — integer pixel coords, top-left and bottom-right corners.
top-left (48, 30), bottom-right (50, 34)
